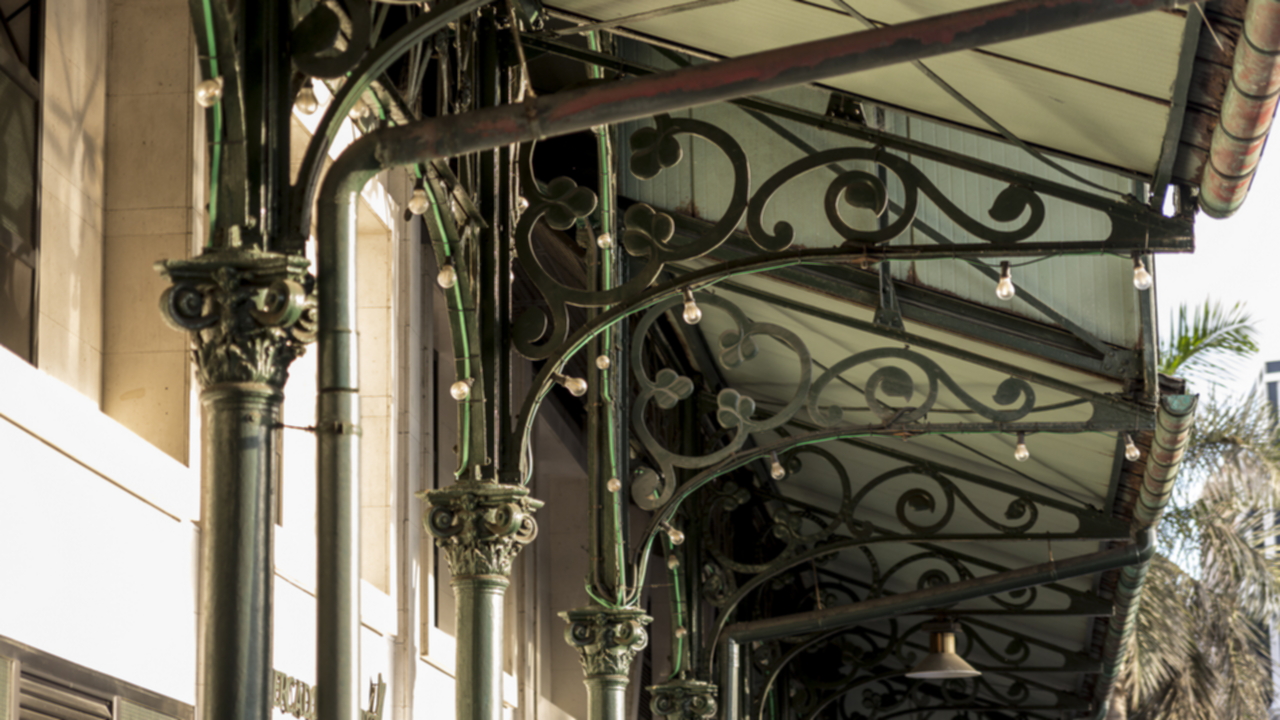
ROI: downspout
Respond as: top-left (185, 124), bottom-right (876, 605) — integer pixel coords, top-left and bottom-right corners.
top-left (718, 534), bottom-right (1156, 720)
top-left (314, 0), bottom-right (1199, 717)
top-left (1092, 394), bottom-right (1198, 719)
top-left (1199, 0), bottom-right (1280, 218)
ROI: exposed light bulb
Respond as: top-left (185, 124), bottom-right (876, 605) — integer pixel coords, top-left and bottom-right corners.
top-left (408, 187), bottom-right (430, 216)
top-left (195, 77), bottom-right (223, 108)
top-left (1132, 256), bottom-right (1153, 291)
top-left (1013, 432), bottom-right (1030, 462)
top-left (596, 232), bottom-right (614, 250)
top-left (296, 83), bottom-right (319, 114)
top-left (517, 196), bottom-right (530, 211)
top-left (607, 478), bottom-right (622, 493)
top-left (554, 373), bottom-right (588, 397)
top-left (681, 288), bottom-right (702, 325)
top-left (450, 379), bottom-right (472, 401)
top-left (1124, 434), bottom-right (1141, 462)
top-left (769, 451), bottom-right (786, 481)
top-left (995, 262), bottom-right (1015, 301)
top-left (596, 355), bottom-right (611, 370)
top-left (667, 527), bottom-right (685, 545)
top-left (437, 264), bottom-right (457, 289)
top-left (667, 555), bottom-right (680, 570)
top-left (674, 627), bottom-right (688, 638)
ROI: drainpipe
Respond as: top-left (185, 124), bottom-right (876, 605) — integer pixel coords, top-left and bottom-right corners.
top-left (717, 533), bottom-right (1155, 719)
top-left (315, 0), bottom-right (1199, 716)
top-left (1092, 394), bottom-right (1198, 718)
top-left (1200, 0), bottom-right (1280, 218)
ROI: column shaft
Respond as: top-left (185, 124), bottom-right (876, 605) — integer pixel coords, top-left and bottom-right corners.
top-left (455, 578), bottom-right (509, 720)
top-left (198, 383), bottom-right (280, 720)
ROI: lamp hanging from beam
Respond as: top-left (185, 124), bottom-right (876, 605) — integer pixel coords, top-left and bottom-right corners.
top-left (905, 620), bottom-right (982, 680)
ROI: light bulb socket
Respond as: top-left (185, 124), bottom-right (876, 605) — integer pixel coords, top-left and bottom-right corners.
top-left (1124, 433), bottom-right (1141, 462)
top-left (681, 287), bottom-right (702, 325)
top-left (1132, 254), bottom-right (1153, 291)
top-left (660, 520), bottom-right (685, 545)
top-left (553, 373), bottom-right (588, 397)
top-left (408, 181), bottom-right (430, 216)
top-left (769, 451), bottom-right (786, 481)
top-left (995, 261), bottom-right (1015, 301)
top-left (1014, 431), bottom-right (1030, 462)
top-left (449, 378), bottom-right (473, 401)
top-left (437, 264), bottom-right (458, 289)
top-left (296, 80), bottom-right (319, 114)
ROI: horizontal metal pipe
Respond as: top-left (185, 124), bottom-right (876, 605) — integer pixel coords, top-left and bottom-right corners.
top-left (724, 535), bottom-right (1151, 719)
top-left (1200, 0), bottom-right (1280, 217)
top-left (717, 533), bottom-right (1151, 719)
top-left (723, 531), bottom-right (1153, 644)
top-left (332, 0), bottom-right (1193, 179)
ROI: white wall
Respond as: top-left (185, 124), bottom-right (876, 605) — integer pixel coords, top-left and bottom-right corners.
top-left (0, 346), bottom-right (199, 703)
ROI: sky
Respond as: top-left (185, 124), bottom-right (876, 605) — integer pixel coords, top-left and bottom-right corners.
top-left (1154, 157), bottom-right (1280, 397)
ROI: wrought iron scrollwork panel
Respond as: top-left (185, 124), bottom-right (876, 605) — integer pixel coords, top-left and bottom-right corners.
top-left (512, 114), bottom-right (751, 360)
top-left (628, 291), bottom-right (1096, 514)
top-left (747, 148), bottom-right (1046, 249)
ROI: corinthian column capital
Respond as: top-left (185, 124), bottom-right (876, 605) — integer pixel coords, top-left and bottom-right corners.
top-left (157, 246), bottom-right (316, 389)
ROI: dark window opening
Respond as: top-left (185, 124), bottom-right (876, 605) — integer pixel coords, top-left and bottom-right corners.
top-left (0, 0), bottom-right (40, 363)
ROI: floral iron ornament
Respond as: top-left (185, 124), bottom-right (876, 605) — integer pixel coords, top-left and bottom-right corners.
top-left (422, 482), bottom-right (542, 579)
top-left (157, 247), bottom-right (317, 388)
top-left (649, 679), bottom-right (718, 719)
top-left (560, 606), bottom-right (654, 679)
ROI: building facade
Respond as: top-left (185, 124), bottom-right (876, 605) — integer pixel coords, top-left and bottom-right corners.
top-left (0, 1), bottom-right (1263, 720)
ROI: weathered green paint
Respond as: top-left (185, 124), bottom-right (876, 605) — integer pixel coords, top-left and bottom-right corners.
top-left (562, 607), bottom-right (654, 720)
top-left (158, 247), bottom-right (315, 720)
top-left (423, 482), bottom-right (542, 720)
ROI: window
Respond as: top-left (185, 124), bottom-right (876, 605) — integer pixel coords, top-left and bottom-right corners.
top-left (0, 1), bottom-right (41, 362)
top-left (0, 635), bottom-right (191, 720)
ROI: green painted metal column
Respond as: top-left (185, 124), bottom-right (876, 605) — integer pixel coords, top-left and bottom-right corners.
top-left (158, 249), bottom-right (315, 720)
top-left (562, 607), bottom-right (654, 720)
top-left (424, 483), bottom-right (542, 720)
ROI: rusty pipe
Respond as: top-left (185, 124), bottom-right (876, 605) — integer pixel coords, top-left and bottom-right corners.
top-left (1200, 0), bottom-right (1280, 217)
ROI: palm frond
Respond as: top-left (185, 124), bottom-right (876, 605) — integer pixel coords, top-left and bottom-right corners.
top-left (1159, 301), bottom-right (1259, 386)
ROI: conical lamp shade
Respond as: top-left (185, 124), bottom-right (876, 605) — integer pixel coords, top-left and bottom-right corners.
top-left (905, 632), bottom-right (982, 679)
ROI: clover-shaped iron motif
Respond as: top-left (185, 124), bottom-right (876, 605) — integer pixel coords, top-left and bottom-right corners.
top-left (715, 389), bottom-right (756, 429)
top-left (629, 124), bottom-right (683, 180)
top-left (653, 368), bottom-right (694, 410)
top-left (621, 203), bottom-right (675, 257)
top-left (717, 329), bottom-right (758, 369)
top-left (541, 177), bottom-right (598, 230)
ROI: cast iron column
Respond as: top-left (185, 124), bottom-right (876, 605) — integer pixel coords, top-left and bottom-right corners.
top-left (562, 607), bottom-right (654, 720)
top-left (649, 680), bottom-right (718, 720)
top-left (159, 246), bottom-right (316, 720)
top-left (424, 483), bottom-right (541, 720)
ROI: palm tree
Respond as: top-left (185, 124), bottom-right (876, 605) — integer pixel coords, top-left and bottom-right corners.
top-left (1110, 301), bottom-right (1280, 720)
